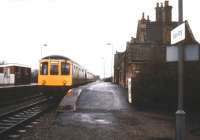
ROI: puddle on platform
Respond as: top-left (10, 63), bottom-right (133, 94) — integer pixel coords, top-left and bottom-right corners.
top-left (80, 114), bottom-right (111, 125)
top-left (56, 112), bottom-right (114, 126)
top-left (95, 119), bottom-right (111, 124)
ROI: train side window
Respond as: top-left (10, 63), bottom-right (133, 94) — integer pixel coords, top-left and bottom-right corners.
top-left (40, 62), bottom-right (48, 75)
top-left (61, 62), bottom-right (70, 75)
top-left (50, 63), bottom-right (58, 75)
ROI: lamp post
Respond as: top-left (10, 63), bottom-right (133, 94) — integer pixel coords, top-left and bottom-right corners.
top-left (41, 44), bottom-right (47, 58)
top-left (101, 57), bottom-right (105, 79)
top-left (106, 43), bottom-right (114, 81)
top-left (176, 0), bottom-right (186, 140)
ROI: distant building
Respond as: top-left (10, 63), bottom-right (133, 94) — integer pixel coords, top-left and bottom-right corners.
top-left (114, 0), bottom-right (199, 87)
top-left (0, 63), bottom-right (31, 85)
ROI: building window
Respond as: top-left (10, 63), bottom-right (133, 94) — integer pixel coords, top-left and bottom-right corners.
top-left (25, 68), bottom-right (30, 76)
top-left (61, 62), bottom-right (70, 75)
top-left (50, 63), bottom-right (58, 75)
top-left (40, 62), bottom-right (48, 75)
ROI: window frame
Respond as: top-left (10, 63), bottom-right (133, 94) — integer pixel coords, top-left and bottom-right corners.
top-left (50, 63), bottom-right (59, 75)
top-left (40, 62), bottom-right (48, 75)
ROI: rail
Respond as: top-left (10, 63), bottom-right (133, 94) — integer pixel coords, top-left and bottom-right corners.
top-left (0, 95), bottom-right (53, 138)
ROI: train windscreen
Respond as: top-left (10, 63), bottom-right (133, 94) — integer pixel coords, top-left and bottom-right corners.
top-left (50, 63), bottom-right (59, 75)
top-left (61, 62), bottom-right (70, 75)
top-left (40, 62), bottom-right (48, 75)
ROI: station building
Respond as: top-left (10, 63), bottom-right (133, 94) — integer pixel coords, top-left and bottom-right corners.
top-left (114, 0), bottom-right (199, 87)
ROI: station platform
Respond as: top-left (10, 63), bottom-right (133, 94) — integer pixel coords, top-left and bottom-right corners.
top-left (0, 83), bottom-right (37, 89)
top-left (0, 83), bottom-right (40, 107)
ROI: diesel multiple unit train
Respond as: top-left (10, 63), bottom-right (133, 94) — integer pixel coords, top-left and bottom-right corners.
top-left (38, 55), bottom-right (96, 96)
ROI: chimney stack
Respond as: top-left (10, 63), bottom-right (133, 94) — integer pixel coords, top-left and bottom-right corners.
top-left (155, 2), bottom-right (162, 23)
top-left (155, 1), bottom-right (172, 24)
top-left (162, 0), bottom-right (172, 24)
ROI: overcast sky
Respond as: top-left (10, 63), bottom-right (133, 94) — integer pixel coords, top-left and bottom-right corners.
top-left (0, 0), bottom-right (199, 78)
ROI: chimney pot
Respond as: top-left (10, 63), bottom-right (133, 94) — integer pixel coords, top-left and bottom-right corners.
top-left (161, 3), bottom-right (163, 7)
top-left (165, 1), bottom-right (169, 7)
top-left (142, 12), bottom-right (145, 19)
top-left (147, 15), bottom-right (150, 21)
top-left (156, 2), bottom-right (159, 7)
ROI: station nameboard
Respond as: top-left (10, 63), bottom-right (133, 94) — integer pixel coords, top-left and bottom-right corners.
top-left (171, 23), bottom-right (185, 45)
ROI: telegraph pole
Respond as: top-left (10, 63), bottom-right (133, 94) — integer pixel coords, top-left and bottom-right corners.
top-left (176, 0), bottom-right (186, 140)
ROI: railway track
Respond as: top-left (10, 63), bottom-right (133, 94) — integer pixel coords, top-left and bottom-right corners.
top-left (0, 93), bottom-right (44, 108)
top-left (0, 94), bottom-right (53, 138)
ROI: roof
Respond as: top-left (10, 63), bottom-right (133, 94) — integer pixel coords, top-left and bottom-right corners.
top-left (41, 55), bottom-right (95, 74)
top-left (42, 55), bottom-right (71, 60)
top-left (42, 55), bottom-right (80, 67)
top-left (0, 63), bottom-right (31, 68)
top-left (184, 20), bottom-right (197, 43)
top-left (136, 21), bottom-right (179, 44)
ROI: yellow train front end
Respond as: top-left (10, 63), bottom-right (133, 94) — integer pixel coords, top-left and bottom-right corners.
top-left (38, 56), bottom-right (72, 97)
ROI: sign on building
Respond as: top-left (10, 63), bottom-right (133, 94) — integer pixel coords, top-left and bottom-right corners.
top-left (166, 46), bottom-right (178, 62)
top-left (171, 23), bottom-right (185, 45)
top-left (166, 44), bottom-right (199, 62)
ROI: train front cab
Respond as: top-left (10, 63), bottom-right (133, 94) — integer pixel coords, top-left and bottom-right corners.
top-left (38, 59), bottom-right (72, 97)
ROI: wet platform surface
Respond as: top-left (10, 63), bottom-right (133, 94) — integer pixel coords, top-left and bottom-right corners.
top-left (13, 81), bottom-right (200, 140)
top-left (54, 82), bottom-right (174, 140)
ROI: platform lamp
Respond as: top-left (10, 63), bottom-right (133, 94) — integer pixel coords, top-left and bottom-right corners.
top-left (41, 43), bottom-right (47, 58)
top-left (101, 57), bottom-right (105, 79)
top-left (106, 43), bottom-right (114, 81)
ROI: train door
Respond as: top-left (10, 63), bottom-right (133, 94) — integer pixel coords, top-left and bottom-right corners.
top-left (61, 61), bottom-right (72, 86)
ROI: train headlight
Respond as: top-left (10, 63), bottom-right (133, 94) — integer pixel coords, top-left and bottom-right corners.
top-left (42, 80), bottom-right (46, 85)
top-left (63, 80), bottom-right (67, 85)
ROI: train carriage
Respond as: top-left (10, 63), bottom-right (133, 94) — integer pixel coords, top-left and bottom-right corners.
top-left (38, 55), bottom-right (96, 96)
